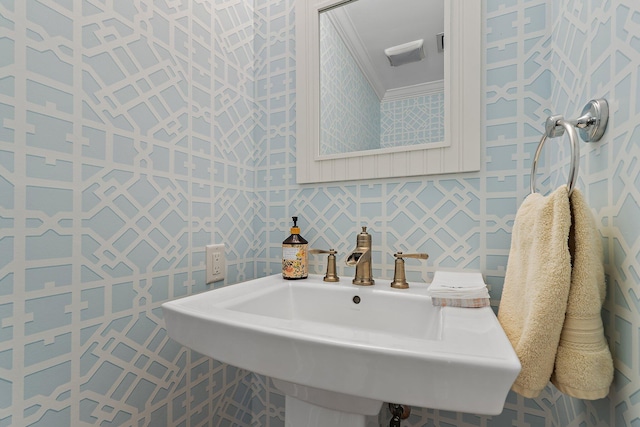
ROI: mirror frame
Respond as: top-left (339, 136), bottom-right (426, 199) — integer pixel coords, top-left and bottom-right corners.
top-left (296, 0), bottom-right (481, 184)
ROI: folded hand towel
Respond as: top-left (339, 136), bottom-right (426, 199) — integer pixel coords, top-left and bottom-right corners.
top-left (428, 271), bottom-right (490, 307)
top-left (497, 186), bottom-right (572, 398)
top-left (430, 297), bottom-right (490, 308)
top-left (551, 188), bottom-right (613, 399)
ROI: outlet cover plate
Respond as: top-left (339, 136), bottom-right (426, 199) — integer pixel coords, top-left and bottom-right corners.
top-left (206, 244), bottom-right (225, 284)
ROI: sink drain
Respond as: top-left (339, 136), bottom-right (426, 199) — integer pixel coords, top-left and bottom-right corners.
top-left (352, 295), bottom-right (361, 304)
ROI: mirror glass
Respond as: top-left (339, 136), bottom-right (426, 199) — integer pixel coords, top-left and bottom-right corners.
top-left (295, 0), bottom-right (480, 184)
top-left (319, 0), bottom-right (445, 156)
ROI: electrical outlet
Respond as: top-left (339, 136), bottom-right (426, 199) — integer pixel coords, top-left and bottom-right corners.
top-left (206, 244), bottom-right (225, 284)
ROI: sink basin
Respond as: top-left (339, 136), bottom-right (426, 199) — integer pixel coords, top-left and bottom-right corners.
top-left (162, 274), bottom-right (520, 418)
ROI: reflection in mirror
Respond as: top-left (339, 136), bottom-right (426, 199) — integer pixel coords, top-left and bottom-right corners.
top-left (319, 0), bottom-right (445, 156)
top-left (295, 0), bottom-right (480, 183)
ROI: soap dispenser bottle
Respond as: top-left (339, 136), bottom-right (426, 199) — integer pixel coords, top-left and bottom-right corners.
top-left (282, 216), bottom-right (308, 280)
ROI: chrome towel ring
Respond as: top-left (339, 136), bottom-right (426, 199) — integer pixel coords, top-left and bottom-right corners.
top-left (530, 118), bottom-right (579, 196)
top-left (530, 99), bottom-right (609, 196)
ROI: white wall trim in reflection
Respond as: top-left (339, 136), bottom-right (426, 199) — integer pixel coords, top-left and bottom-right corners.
top-left (383, 79), bottom-right (444, 102)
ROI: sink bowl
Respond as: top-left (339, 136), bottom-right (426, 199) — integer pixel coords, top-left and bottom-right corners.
top-left (162, 274), bottom-right (520, 417)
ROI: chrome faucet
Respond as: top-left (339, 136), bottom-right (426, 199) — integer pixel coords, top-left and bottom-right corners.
top-left (346, 226), bottom-right (374, 286)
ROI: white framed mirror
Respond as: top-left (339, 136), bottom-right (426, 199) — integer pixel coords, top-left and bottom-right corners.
top-left (296, 0), bottom-right (481, 184)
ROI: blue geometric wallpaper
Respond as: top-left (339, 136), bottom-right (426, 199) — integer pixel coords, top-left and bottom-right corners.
top-left (1, 1), bottom-right (640, 427)
top-left (545, 1), bottom-right (640, 426)
top-left (319, 13), bottom-right (380, 155)
top-left (0, 0), bottom-right (258, 426)
top-left (380, 92), bottom-right (445, 149)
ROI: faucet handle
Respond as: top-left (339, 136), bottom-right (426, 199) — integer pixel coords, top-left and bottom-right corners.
top-left (309, 249), bottom-right (336, 255)
top-left (390, 252), bottom-right (429, 289)
top-left (395, 253), bottom-right (428, 260)
top-left (309, 249), bottom-right (339, 282)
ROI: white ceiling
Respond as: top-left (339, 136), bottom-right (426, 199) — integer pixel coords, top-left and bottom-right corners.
top-left (324, 0), bottom-right (444, 98)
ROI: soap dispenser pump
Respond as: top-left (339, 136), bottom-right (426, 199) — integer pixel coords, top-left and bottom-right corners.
top-left (282, 216), bottom-right (308, 279)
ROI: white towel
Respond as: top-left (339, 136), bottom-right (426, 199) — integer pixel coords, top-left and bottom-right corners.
top-left (428, 271), bottom-right (490, 299)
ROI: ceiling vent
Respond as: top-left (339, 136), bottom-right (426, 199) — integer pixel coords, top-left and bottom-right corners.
top-left (384, 39), bottom-right (425, 67)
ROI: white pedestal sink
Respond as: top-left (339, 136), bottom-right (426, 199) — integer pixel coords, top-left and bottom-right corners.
top-left (162, 275), bottom-right (520, 426)
top-left (273, 379), bottom-right (381, 426)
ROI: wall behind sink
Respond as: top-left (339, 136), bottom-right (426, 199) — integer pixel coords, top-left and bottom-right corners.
top-left (256, 0), bottom-right (640, 427)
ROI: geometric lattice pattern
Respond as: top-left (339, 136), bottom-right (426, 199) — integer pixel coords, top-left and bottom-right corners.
top-left (380, 92), bottom-right (445, 148)
top-left (545, 1), bottom-right (640, 426)
top-left (320, 13), bottom-right (380, 155)
top-left (0, 0), bottom-right (260, 426)
top-left (2, 0), bottom-right (640, 427)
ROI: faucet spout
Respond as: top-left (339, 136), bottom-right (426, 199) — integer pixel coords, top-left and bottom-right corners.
top-left (346, 227), bottom-right (374, 286)
top-left (346, 251), bottom-right (366, 266)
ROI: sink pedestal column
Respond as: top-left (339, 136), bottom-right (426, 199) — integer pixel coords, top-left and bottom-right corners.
top-left (285, 396), bottom-right (366, 427)
top-left (273, 379), bottom-right (382, 427)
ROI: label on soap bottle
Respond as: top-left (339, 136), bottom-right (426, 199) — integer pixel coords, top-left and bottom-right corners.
top-left (282, 244), bottom-right (308, 279)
